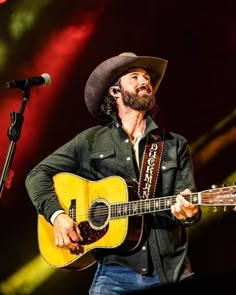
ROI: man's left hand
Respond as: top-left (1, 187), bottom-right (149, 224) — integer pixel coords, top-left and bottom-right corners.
top-left (171, 189), bottom-right (199, 220)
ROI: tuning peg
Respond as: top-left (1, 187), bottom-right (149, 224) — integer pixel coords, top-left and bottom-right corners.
top-left (224, 206), bottom-right (227, 211)
top-left (211, 184), bottom-right (217, 189)
top-left (222, 184), bottom-right (227, 187)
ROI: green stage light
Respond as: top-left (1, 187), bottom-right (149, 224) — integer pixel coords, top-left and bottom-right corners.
top-left (0, 40), bottom-right (8, 71)
top-left (0, 256), bottom-right (56, 295)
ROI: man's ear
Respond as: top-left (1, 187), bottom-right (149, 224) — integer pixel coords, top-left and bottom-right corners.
top-left (109, 86), bottom-right (120, 97)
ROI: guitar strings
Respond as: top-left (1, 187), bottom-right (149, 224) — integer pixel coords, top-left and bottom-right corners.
top-left (69, 188), bottom-right (236, 219)
top-left (70, 193), bottom-right (199, 219)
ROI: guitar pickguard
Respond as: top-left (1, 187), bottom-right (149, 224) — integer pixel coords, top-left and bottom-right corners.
top-left (78, 221), bottom-right (109, 245)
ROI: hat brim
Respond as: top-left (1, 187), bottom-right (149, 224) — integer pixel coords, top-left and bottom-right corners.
top-left (84, 54), bottom-right (168, 120)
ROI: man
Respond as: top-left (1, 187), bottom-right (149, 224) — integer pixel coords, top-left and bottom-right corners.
top-left (25, 52), bottom-right (201, 294)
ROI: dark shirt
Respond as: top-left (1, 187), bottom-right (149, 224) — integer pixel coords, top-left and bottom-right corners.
top-left (25, 115), bottom-right (200, 284)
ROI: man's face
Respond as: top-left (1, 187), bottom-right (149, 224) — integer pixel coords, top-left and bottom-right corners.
top-left (119, 68), bottom-right (154, 111)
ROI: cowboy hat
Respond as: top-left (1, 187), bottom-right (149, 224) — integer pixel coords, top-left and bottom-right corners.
top-left (84, 52), bottom-right (168, 120)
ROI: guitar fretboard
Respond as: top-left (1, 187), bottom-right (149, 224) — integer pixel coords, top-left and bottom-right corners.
top-left (110, 195), bottom-right (198, 218)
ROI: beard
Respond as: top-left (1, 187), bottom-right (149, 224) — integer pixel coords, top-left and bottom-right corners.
top-left (120, 88), bottom-right (154, 111)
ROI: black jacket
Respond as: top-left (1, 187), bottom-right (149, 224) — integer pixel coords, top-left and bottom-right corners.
top-left (25, 115), bottom-right (201, 284)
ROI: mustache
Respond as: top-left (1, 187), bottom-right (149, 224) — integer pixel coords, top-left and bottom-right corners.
top-left (136, 85), bottom-right (152, 94)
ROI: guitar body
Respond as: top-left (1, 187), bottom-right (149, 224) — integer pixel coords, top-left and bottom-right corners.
top-left (38, 173), bottom-right (143, 270)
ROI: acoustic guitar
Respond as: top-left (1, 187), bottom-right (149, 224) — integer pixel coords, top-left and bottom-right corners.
top-left (38, 172), bottom-right (236, 270)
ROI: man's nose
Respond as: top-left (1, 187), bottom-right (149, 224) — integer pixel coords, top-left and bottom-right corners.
top-left (138, 76), bottom-right (148, 85)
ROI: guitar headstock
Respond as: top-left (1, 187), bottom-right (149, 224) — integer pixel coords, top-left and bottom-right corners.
top-left (200, 185), bottom-right (236, 207)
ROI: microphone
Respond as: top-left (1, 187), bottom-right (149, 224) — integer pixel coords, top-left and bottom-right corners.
top-left (5, 73), bottom-right (52, 89)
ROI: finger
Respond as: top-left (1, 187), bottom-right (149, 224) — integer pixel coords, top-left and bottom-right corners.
top-left (175, 198), bottom-right (192, 218)
top-left (185, 205), bottom-right (199, 218)
top-left (61, 234), bottom-right (78, 250)
top-left (179, 188), bottom-right (192, 196)
top-left (176, 195), bottom-right (195, 209)
top-left (68, 228), bottom-right (80, 243)
top-left (176, 196), bottom-right (200, 219)
top-left (171, 204), bottom-right (186, 220)
top-left (74, 225), bottom-right (84, 241)
top-left (175, 196), bottom-right (189, 210)
top-left (55, 235), bottom-right (65, 248)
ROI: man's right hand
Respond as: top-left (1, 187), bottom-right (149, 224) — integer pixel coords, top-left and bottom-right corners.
top-left (53, 213), bottom-right (83, 251)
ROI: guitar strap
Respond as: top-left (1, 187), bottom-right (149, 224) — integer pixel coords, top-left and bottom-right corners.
top-left (138, 129), bottom-right (165, 200)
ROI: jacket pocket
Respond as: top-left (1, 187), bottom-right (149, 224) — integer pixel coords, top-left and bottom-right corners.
top-left (90, 149), bottom-right (117, 177)
top-left (160, 161), bottom-right (178, 191)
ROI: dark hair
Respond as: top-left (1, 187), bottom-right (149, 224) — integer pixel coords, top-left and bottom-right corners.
top-left (100, 80), bottom-right (120, 118)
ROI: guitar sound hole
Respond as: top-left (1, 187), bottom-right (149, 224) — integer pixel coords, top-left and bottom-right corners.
top-left (90, 201), bottom-right (108, 227)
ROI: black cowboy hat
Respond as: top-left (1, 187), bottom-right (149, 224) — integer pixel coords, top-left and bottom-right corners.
top-left (84, 52), bottom-right (168, 120)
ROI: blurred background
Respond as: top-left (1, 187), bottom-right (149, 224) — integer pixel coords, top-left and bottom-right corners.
top-left (0, 0), bottom-right (235, 294)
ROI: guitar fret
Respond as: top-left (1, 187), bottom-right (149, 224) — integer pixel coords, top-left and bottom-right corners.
top-left (145, 199), bottom-right (150, 212)
top-left (112, 199), bottom-right (165, 218)
top-left (133, 202), bottom-right (138, 214)
top-left (155, 199), bottom-right (159, 210)
top-left (117, 204), bottom-right (122, 217)
top-left (123, 204), bottom-right (127, 216)
top-left (165, 198), bottom-right (172, 209)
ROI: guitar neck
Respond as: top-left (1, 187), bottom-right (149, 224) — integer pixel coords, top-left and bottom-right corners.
top-left (110, 184), bottom-right (236, 219)
top-left (110, 194), bottom-right (198, 219)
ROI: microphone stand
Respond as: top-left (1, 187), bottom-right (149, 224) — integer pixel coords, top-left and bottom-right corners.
top-left (0, 83), bottom-right (31, 199)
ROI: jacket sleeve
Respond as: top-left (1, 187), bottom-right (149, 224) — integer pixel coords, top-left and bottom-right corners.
top-left (25, 135), bottom-right (80, 222)
top-left (180, 209), bottom-right (202, 227)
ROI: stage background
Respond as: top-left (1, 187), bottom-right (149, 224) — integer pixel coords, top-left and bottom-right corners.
top-left (0, 1), bottom-right (235, 294)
